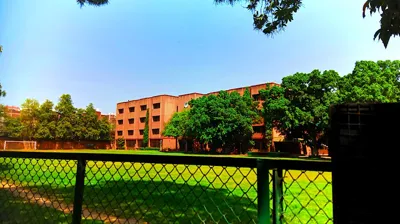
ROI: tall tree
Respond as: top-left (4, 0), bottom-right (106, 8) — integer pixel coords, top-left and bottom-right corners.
top-left (55, 94), bottom-right (76, 141)
top-left (0, 105), bottom-right (22, 137)
top-left (4, 117), bottom-right (23, 138)
top-left (261, 70), bottom-right (341, 156)
top-left (0, 83), bottom-right (5, 98)
top-left (35, 100), bottom-right (57, 140)
top-left (143, 109), bottom-right (149, 147)
top-left (339, 60), bottom-right (400, 103)
top-left (99, 117), bottom-right (113, 141)
top-left (74, 108), bottom-right (86, 140)
top-left (188, 90), bottom-right (260, 153)
top-left (163, 110), bottom-right (191, 151)
top-left (83, 103), bottom-right (101, 140)
top-left (20, 99), bottom-right (40, 140)
top-left (77, 0), bottom-right (400, 48)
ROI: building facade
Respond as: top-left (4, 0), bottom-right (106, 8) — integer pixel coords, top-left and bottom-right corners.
top-left (115, 82), bottom-right (284, 151)
top-left (5, 106), bottom-right (21, 118)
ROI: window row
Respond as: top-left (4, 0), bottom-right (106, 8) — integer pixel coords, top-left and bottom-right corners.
top-left (118, 103), bottom-right (161, 114)
top-left (117, 129), bottom-right (160, 136)
top-left (117, 116), bottom-right (160, 125)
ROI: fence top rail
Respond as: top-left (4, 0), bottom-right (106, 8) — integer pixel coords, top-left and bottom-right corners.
top-left (0, 151), bottom-right (332, 171)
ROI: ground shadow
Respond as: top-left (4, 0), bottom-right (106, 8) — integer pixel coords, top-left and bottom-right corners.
top-left (29, 179), bottom-right (257, 223)
top-left (0, 188), bottom-right (103, 224)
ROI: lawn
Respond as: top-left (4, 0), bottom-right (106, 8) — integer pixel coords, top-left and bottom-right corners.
top-left (0, 150), bottom-right (332, 223)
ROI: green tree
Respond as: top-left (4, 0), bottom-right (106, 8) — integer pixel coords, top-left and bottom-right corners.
top-left (82, 103), bottom-right (101, 140)
top-left (339, 60), bottom-right (400, 103)
top-left (188, 90), bottom-right (260, 154)
top-left (78, 0), bottom-right (400, 48)
top-left (55, 94), bottom-right (76, 141)
top-left (163, 110), bottom-right (190, 151)
top-left (74, 108), bottom-right (86, 140)
top-left (99, 117), bottom-right (113, 141)
top-left (116, 137), bottom-right (125, 149)
top-left (261, 70), bottom-right (341, 156)
top-left (4, 117), bottom-right (23, 138)
top-left (0, 104), bottom-right (23, 138)
top-left (0, 83), bottom-right (5, 98)
top-left (35, 100), bottom-right (57, 140)
top-left (143, 109), bottom-right (149, 147)
top-left (0, 104), bottom-right (8, 136)
top-left (20, 99), bottom-right (40, 140)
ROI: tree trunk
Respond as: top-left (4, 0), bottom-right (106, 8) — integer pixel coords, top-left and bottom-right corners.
top-left (312, 134), bottom-right (319, 157)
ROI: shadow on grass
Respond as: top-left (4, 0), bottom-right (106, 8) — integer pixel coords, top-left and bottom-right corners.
top-left (0, 189), bottom-right (102, 224)
top-left (31, 179), bottom-right (257, 223)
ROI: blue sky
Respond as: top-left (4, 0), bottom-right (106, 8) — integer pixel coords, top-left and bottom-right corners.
top-left (0, 0), bottom-right (399, 113)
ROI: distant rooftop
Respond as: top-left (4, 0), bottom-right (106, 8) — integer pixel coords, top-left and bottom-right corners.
top-left (118, 82), bottom-right (279, 104)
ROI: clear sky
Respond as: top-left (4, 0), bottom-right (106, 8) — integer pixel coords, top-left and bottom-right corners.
top-left (0, 0), bottom-right (399, 113)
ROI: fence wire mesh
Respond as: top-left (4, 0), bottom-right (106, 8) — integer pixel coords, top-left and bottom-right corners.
top-left (0, 157), bottom-right (77, 224)
top-left (83, 162), bottom-right (258, 223)
top-left (282, 170), bottom-right (333, 224)
top-left (0, 154), bottom-right (332, 224)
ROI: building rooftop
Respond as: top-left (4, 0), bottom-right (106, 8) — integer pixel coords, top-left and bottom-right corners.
top-left (117, 82), bottom-right (279, 103)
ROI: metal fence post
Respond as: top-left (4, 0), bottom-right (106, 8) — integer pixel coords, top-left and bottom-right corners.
top-left (273, 168), bottom-right (283, 224)
top-left (72, 158), bottom-right (86, 224)
top-left (257, 159), bottom-right (271, 224)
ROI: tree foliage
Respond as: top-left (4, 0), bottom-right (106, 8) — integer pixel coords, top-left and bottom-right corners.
top-left (35, 100), bottom-right (57, 140)
top-left (0, 94), bottom-right (113, 142)
top-left (188, 89), bottom-right (260, 153)
top-left (143, 109), bottom-right (149, 147)
top-left (55, 94), bottom-right (76, 141)
top-left (339, 60), bottom-right (400, 103)
top-left (163, 110), bottom-right (191, 151)
top-left (163, 110), bottom-right (190, 139)
top-left (261, 70), bottom-right (341, 156)
top-left (20, 99), bottom-right (40, 140)
top-left (77, 0), bottom-right (400, 48)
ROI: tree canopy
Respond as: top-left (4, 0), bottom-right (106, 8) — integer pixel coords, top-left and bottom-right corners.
top-left (261, 60), bottom-right (400, 156)
top-left (77, 0), bottom-right (400, 48)
top-left (164, 89), bottom-right (260, 154)
top-left (20, 99), bottom-right (40, 140)
top-left (163, 110), bottom-right (190, 139)
top-left (261, 70), bottom-right (341, 156)
top-left (339, 60), bottom-right (400, 103)
top-left (0, 94), bottom-right (113, 141)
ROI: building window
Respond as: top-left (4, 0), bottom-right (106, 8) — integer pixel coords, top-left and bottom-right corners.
top-left (139, 129), bottom-right (144, 135)
top-left (253, 126), bottom-right (264, 133)
top-left (128, 130), bottom-right (134, 136)
top-left (140, 117), bottom-right (145, 123)
top-left (128, 118), bottom-right (134, 124)
top-left (152, 129), bottom-right (160, 135)
top-left (252, 94), bottom-right (261, 101)
top-left (117, 131), bottom-right (123, 136)
top-left (153, 103), bottom-right (160, 109)
top-left (153, 116), bottom-right (160, 122)
top-left (126, 140), bottom-right (136, 148)
top-left (140, 105), bottom-right (147, 111)
top-left (129, 107), bottom-right (135, 112)
top-left (118, 120), bottom-right (123, 125)
top-left (150, 139), bottom-right (161, 148)
top-left (118, 108), bottom-right (124, 114)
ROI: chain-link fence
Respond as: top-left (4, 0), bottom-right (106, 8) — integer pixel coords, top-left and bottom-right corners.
top-left (0, 152), bottom-right (332, 224)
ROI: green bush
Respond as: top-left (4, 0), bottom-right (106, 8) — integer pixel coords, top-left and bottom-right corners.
top-left (116, 138), bottom-right (125, 150)
top-left (139, 147), bottom-right (160, 151)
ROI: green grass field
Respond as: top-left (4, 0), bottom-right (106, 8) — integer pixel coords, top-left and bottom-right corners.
top-left (0, 150), bottom-right (332, 223)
